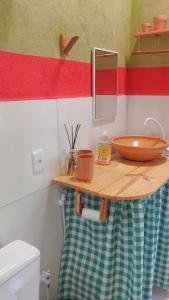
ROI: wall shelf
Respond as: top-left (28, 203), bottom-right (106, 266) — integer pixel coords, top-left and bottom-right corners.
top-left (134, 28), bottom-right (169, 38)
top-left (133, 49), bottom-right (169, 55)
top-left (133, 28), bottom-right (169, 55)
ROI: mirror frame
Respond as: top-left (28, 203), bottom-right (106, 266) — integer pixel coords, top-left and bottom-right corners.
top-left (92, 47), bottom-right (119, 121)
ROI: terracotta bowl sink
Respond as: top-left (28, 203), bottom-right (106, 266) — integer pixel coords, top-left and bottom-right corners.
top-left (112, 135), bottom-right (169, 161)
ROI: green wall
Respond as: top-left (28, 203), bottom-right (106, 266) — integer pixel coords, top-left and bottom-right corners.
top-left (0, 0), bottom-right (132, 66)
top-left (1, 1), bottom-right (167, 68)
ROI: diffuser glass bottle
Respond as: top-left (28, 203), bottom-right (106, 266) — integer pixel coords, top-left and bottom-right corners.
top-left (64, 123), bottom-right (81, 176)
top-left (67, 149), bottom-right (76, 175)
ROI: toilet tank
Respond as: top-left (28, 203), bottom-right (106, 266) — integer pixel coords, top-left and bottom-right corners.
top-left (0, 240), bottom-right (40, 300)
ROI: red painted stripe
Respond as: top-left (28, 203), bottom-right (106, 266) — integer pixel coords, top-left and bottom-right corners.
top-left (1, 51), bottom-right (169, 100)
top-left (96, 69), bottom-right (117, 95)
top-left (0, 51), bottom-right (91, 101)
top-left (95, 67), bottom-right (169, 96)
top-left (0, 51), bottom-right (127, 101)
top-left (118, 67), bottom-right (127, 95)
top-left (127, 67), bottom-right (169, 95)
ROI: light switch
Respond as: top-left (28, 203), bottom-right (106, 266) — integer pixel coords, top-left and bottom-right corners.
top-left (32, 149), bottom-right (45, 175)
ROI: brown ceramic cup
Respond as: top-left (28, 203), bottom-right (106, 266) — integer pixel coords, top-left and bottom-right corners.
top-left (154, 15), bottom-right (168, 31)
top-left (77, 153), bottom-right (94, 182)
top-left (141, 22), bottom-right (151, 32)
top-left (77, 149), bottom-right (93, 156)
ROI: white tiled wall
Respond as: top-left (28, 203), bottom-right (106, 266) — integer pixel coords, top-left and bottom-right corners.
top-left (0, 100), bottom-right (59, 207)
top-left (127, 96), bottom-right (169, 139)
top-left (0, 185), bottom-right (63, 300)
top-left (0, 96), bottom-right (127, 299)
top-left (57, 96), bottom-right (127, 154)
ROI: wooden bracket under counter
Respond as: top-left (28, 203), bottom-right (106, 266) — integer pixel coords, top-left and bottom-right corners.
top-left (53, 155), bottom-right (169, 220)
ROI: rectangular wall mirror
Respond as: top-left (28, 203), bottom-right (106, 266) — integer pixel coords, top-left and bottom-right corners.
top-left (93, 47), bottom-right (118, 121)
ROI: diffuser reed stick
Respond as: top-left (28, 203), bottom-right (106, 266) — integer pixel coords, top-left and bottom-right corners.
top-left (64, 124), bottom-right (71, 149)
top-left (64, 123), bottom-right (81, 150)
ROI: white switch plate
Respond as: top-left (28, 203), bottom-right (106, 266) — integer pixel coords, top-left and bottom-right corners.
top-left (31, 149), bottom-right (45, 175)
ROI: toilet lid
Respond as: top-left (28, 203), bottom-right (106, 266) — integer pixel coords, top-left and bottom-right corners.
top-left (0, 290), bottom-right (17, 300)
top-left (0, 240), bottom-right (40, 286)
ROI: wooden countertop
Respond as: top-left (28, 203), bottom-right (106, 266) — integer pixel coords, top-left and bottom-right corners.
top-left (53, 155), bottom-right (169, 200)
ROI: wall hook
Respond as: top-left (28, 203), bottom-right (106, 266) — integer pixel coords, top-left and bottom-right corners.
top-left (60, 34), bottom-right (79, 56)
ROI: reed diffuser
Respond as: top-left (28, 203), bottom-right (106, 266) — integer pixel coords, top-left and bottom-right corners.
top-left (64, 123), bottom-right (81, 175)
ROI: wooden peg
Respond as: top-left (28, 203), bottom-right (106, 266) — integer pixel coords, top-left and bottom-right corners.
top-left (60, 34), bottom-right (79, 56)
top-left (74, 190), bottom-right (83, 216)
top-left (99, 198), bottom-right (110, 222)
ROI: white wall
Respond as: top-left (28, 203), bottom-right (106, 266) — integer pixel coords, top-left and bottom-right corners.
top-left (0, 100), bottom-right (61, 300)
top-left (0, 96), bottom-right (127, 300)
top-left (127, 96), bottom-right (169, 139)
top-left (0, 100), bottom-right (59, 207)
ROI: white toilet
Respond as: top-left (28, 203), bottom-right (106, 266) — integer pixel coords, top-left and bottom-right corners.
top-left (0, 240), bottom-right (40, 300)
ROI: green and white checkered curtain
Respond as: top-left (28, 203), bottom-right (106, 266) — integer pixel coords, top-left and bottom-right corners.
top-left (58, 182), bottom-right (169, 300)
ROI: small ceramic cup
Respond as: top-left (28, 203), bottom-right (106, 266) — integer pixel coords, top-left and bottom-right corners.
top-left (141, 22), bottom-right (151, 32)
top-left (77, 153), bottom-right (94, 182)
top-left (154, 15), bottom-right (168, 31)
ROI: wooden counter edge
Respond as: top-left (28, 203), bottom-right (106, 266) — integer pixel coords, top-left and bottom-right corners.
top-left (52, 176), bottom-right (165, 201)
top-left (52, 156), bottom-right (169, 201)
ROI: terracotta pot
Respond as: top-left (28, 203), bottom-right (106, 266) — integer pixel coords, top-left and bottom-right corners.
top-left (77, 154), bottom-right (94, 182)
top-left (154, 15), bottom-right (168, 31)
top-left (77, 149), bottom-right (93, 156)
top-left (141, 22), bottom-right (151, 32)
